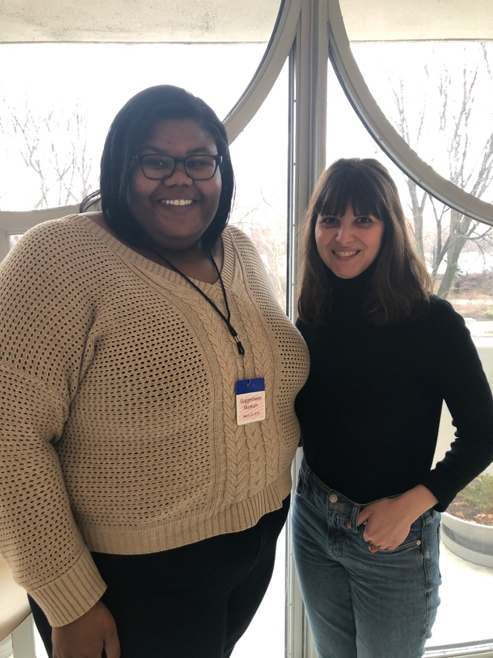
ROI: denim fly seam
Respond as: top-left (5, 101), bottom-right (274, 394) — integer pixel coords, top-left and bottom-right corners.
top-left (297, 459), bottom-right (362, 558)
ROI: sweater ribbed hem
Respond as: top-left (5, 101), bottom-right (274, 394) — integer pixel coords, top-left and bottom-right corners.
top-left (30, 547), bottom-right (107, 627)
top-left (81, 471), bottom-right (292, 555)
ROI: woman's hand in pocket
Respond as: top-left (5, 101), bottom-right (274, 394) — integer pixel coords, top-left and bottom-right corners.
top-left (347, 484), bottom-right (438, 551)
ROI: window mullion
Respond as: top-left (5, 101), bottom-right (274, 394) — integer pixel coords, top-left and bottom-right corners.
top-left (286, 2), bottom-right (329, 657)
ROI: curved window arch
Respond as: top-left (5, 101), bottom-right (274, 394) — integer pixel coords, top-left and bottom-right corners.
top-left (328, 0), bottom-right (493, 226)
top-left (224, 0), bottom-right (300, 142)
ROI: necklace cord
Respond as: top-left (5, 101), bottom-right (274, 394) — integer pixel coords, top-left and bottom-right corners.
top-left (150, 248), bottom-right (245, 356)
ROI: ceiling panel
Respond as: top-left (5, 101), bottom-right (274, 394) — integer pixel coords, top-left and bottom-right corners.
top-left (1, 1), bottom-right (492, 44)
top-left (0, 0), bottom-right (281, 42)
top-left (340, 0), bottom-right (493, 40)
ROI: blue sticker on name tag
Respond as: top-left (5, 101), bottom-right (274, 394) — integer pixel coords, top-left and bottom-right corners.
top-left (236, 377), bottom-right (266, 425)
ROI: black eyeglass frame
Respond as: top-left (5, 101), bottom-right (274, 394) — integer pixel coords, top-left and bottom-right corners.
top-left (132, 153), bottom-right (223, 181)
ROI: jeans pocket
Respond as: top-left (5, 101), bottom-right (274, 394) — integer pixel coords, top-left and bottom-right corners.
top-left (377, 513), bottom-right (430, 555)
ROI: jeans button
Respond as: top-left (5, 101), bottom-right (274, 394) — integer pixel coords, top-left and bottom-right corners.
top-left (329, 494), bottom-right (338, 503)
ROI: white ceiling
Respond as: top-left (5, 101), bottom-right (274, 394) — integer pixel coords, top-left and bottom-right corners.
top-left (0, 0), bottom-right (492, 43)
top-left (0, 0), bottom-right (280, 43)
top-left (340, 0), bottom-right (493, 41)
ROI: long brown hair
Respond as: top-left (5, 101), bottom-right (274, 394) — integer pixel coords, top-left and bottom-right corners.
top-left (298, 158), bottom-right (431, 325)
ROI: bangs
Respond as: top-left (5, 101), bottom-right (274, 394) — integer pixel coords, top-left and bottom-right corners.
top-left (315, 169), bottom-right (382, 219)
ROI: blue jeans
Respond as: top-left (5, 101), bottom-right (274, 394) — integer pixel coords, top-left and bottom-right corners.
top-left (292, 460), bottom-right (441, 658)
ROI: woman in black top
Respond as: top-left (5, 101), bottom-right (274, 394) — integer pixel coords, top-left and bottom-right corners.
top-left (293, 158), bottom-right (493, 658)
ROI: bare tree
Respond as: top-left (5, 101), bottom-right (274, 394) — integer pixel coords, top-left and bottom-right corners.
top-left (0, 99), bottom-right (95, 210)
top-left (390, 45), bottom-right (493, 298)
top-left (232, 191), bottom-right (287, 307)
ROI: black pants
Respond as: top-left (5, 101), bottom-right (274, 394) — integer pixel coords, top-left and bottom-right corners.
top-left (30, 496), bottom-right (289, 658)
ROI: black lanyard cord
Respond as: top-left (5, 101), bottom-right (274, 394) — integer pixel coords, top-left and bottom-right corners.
top-left (150, 248), bottom-right (245, 357)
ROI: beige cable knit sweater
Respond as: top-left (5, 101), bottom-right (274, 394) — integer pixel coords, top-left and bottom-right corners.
top-left (0, 215), bottom-right (309, 627)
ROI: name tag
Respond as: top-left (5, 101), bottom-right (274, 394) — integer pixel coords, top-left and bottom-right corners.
top-left (236, 377), bottom-right (266, 425)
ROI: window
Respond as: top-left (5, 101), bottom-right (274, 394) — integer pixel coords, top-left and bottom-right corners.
top-left (0, 42), bottom-right (270, 212)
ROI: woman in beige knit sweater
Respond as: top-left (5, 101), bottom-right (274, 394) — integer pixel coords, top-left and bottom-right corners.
top-left (0, 85), bottom-right (309, 658)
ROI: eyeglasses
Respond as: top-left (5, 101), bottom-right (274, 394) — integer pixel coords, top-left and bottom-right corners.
top-left (133, 153), bottom-right (222, 181)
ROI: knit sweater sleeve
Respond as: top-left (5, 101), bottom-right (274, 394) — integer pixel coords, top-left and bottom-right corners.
top-left (420, 298), bottom-right (493, 510)
top-left (0, 220), bottom-right (106, 626)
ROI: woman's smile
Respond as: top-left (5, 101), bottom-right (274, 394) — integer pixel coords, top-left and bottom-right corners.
top-left (128, 118), bottom-right (222, 252)
top-left (315, 206), bottom-right (385, 278)
top-left (159, 198), bottom-right (194, 206)
top-left (332, 249), bottom-right (360, 259)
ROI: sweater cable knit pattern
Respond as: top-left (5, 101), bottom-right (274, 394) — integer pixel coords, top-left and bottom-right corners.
top-left (0, 215), bottom-right (309, 626)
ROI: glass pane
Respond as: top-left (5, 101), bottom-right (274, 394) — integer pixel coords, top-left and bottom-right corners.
top-left (326, 61), bottom-right (493, 651)
top-left (0, 635), bottom-right (13, 658)
top-left (229, 62), bottom-right (289, 657)
top-left (34, 622), bottom-right (48, 658)
top-left (230, 63), bottom-right (289, 310)
top-left (350, 41), bottom-right (493, 204)
top-left (432, 421), bottom-right (493, 649)
top-left (234, 530), bottom-right (286, 658)
top-left (339, 0), bottom-right (493, 205)
top-left (8, 235), bottom-right (22, 251)
top-left (0, 19), bottom-right (279, 211)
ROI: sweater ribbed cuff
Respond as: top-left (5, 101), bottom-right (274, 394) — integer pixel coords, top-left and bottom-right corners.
top-left (30, 547), bottom-right (107, 627)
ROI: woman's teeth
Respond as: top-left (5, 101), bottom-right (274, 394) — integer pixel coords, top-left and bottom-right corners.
top-left (161, 199), bottom-right (193, 206)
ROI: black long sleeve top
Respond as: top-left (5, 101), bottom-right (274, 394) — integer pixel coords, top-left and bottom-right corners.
top-left (295, 268), bottom-right (493, 511)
